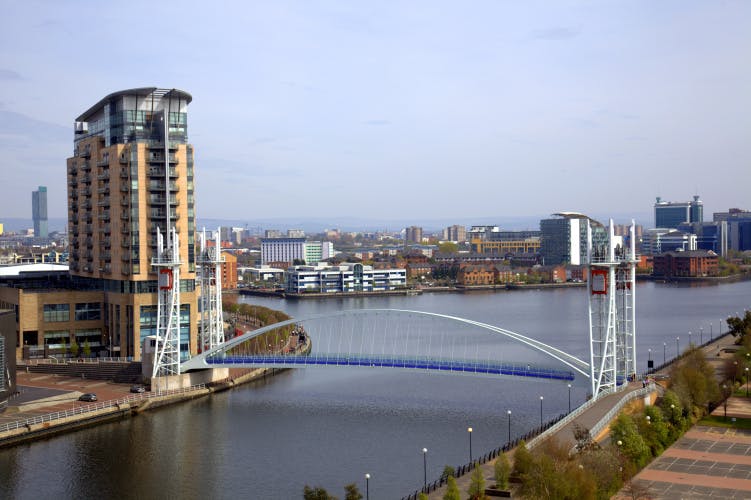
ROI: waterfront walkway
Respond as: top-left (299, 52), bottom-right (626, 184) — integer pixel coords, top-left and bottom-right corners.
top-left (424, 332), bottom-right (739, 499)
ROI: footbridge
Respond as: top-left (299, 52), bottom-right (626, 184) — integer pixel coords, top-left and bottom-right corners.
top-left (181, 309), bottom-right (589, 383)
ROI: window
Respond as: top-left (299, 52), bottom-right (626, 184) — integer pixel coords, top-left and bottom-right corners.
top-left (75, 302), bottom-right (102, 321)
top-left (44, 304), bottom-right (70, 322)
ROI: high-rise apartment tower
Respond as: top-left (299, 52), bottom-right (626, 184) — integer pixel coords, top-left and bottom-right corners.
top-left (66, 88), bottom-right (198, 358)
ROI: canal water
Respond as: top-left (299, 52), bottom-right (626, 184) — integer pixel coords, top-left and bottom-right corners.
top-left (1, 281), bottom-right (749, 499)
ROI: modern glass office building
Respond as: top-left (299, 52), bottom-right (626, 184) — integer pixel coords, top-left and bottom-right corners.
top-left (654, 195), bottom-right (703, 229)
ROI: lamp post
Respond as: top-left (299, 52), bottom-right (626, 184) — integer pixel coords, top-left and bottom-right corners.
top-left (670, 403), bottom-right (676, 423)
top-left (648, 348), bottom-right (652, 373)
top-left (540, 396), bottom-right (544, 427)
top-left (710, 322), bottom-right (713, 340)
top-left (422, 448), bottom-right (428, 492)
top-left (567, 384), bottom-right (572, 413)
top-left (734, 361), bottom-right (738, 386)
top-left (364, 473), bottom-right (370, 500)
top-left (663, 342), bottom-right (667, 364)
top-left (676, 337), bottom-right (680, 357)
top-left (646, 415), bottom-right (651, 425)
top-left (723, 385), bottom-right (728, 420)
top-left (700, 326), bottom-right (703, 344)
top-left (507, 410), bottom-right (511, 443)
top-left (688, 331), bottom-right (692, 346)
top-left (467, 427), bottom-right (473, 464)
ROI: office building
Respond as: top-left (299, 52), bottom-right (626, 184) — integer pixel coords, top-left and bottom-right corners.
top-left (261, 237), bottom-right (306, 265)
top-left (713, 208), bottom-right (751, 252)
top-left (32, 186), bottom-right (48, 238)
top-left (405, 226), bottom-right (423, 244)
top-left (641, 228), bottom-right (697, 255)
top-left (677, 221), bottom-right (728, 256)
top-left (654, 195), bottom-right (703, 229)
top-left (468, 227), bottom-right (542, 255)
top-left (0, 308), bottom-right (16, 402)
top-left (652, 250), bottom-right (719, 278)
top-left (286, 263), bottom-right (406, 294)
top-left (304, 241), bottom-right (334, 265)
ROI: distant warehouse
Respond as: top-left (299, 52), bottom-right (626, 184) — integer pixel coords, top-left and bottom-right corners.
top-left (286, 263), bottom-right (406, 294)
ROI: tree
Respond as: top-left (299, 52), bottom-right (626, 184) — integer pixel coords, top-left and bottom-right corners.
top-left (512, 441), bottom-right (533, 478)
top-left (443, 475), bottom-right (461, 500)
top-left (438, 242), bottom-right (459, 254)
top-left (343, 483), bottom-right (362, 500)
top-left (468, 463), bottom-right (486, 499)
top-left (70, 338), bottom-right (80, 357)
top-left (303, 485), bottom-right (337, 500)
top-left (572, 423), bottom-right (598, 453)
top-left (82, 339), bottom-right (91, 357)
top-left (441, 465), bottom-right (455, 480)
top-left (494, 453), bottom-right (511, 490)
top-left (418, 493), bottom-right (428, 500)
top-left (610, 413), bottom-right (651, 468)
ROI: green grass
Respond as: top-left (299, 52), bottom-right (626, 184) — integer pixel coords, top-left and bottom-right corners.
top-left (699, 414), bottom-right (751, 430)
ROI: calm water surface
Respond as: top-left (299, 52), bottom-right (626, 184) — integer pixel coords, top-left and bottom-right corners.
top-left (1, 281), bottom-right (749, 499)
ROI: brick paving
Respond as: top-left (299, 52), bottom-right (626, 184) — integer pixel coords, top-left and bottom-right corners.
top-left (627, 416), bottom-right (751, 498)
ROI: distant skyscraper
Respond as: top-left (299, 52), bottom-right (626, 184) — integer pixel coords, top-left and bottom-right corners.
top-left (405, 226), bottom-right (423, 244)
top-left (442, 225), bottom-right (466, 242)
top-left (654, 195), bottom-right (703, 229)
top-left (32, 186), bottom-right (48, 238)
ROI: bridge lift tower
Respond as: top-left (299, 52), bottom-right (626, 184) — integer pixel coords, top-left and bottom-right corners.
top-left (587, 219), bottom-right (638, 399)
top-left (151, 103), bottom-right (183, 379)
top-left (197, 228), bottom-right (225, 352)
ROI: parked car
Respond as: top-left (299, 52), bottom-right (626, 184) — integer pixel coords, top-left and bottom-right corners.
top-left (130, 385), bottom-right (146, 393)
top-left (78, 393), bottom-right (97, 402)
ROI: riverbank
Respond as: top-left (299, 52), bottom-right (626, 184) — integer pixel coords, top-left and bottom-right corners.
top-left (0, 333), bottom-right (312, 449)
top-left (238, 281), bottom-right (589, 300)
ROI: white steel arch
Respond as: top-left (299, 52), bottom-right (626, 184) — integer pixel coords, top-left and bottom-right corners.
top-left (182, 308), bottom-right (590, 377)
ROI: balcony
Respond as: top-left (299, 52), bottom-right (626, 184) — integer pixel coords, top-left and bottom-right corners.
top-left (147, 181), bottom-right (179, 192)
top-left (97, 171), bottom-right (110, 180)
top-left (81, 146), bottom-right (91, 158)
top-left (68, 178), bottom-right (78, 187)
top-left (121, 213), bottom-right (129, 220)
top-left (119, 155), bottom-right (128, 164)
top-left (98, 212), bottom-right (110, 221)
top-left (97, 158), bottom-right (109, 167)
top-left (149, 196), bottom-right (179, 206)
top-left (148, 153), bottom-right (179, 165)
top-left (120, 198), bottom-right (129, 206)
top-left (100, 224), bottom-right (111, 234)
top-left (83, 188), bottom-right (92, 197)
top-left (120, 169), bottom-right (128, 178)
top-left (98, 187), bottom-right (110, 195)
top-left (82, 174), bottom-right (92, 184)
top-left (120, 185), bottom-right (129, 192)
top-left (147, 166), bottom-right (179, 178)
top-left (121, 240), bottom-right (130, 248)
top-left (97, 200), bottom-right (110, 207)
top-left (82, 200), bottom-right (92, 209)
top-left (121, 253), bottom-right (131, 262)
top-left (82, 160), bottom-right (91, 171)
top-left (122, 265), bottom-right (131, 275)
top-left (102, 252), bottom-right (111, 261)
top-left (121, 226), bottom-right (130, 234)
top-left (68, 165), bottom-right (77, 175)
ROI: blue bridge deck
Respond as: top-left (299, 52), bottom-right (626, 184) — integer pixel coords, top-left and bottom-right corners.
top-left (205, 354), bottom-right (576, 381)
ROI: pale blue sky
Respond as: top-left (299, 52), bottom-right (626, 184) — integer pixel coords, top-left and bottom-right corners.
top-left (1, 1), bottom-right (749, 226)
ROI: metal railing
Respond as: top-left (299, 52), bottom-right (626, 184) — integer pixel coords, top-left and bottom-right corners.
top-left (577, 383), bottom-right (658, 454)
top-left (0, 384), bottom-right (206, 435)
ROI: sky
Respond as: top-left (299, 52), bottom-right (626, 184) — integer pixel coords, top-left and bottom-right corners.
top-left (1, 1), bottom-right (749, 228)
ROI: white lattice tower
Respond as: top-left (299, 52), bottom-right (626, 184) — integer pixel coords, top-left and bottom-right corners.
top-left (151, 104), bottom-right (182, 378)
top-left (198, 228), bottom-right (225, 352)
top-left (587, 219), bottom-right (637, 399)
top-left (152, 227), bottom-right (182, 377)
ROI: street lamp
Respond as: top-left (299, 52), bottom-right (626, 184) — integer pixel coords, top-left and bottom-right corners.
top-left (364, 473), bottom-right (370, 500)
top-left (723, 385), bottom-right (728, 420)
top-left (646, 415), bottom-right (651, 425)
top-left (700, 326), bottom-right (703, 344)
top-left (746, 368), bottom-right (749, 398)
top-left (648, 349), bottom-right (652, 373)
top-left (676, 336), bottom-right (680, 357)
top-left (734, 361), bottom-right (738, 386)
top-left (467, 427), bottom-right (473, 463)
top-left (670, 403), bottom-right (676, 423)
top-left (710, 322), bottom-right (713, 340)
top-left (663, 342), bottom-right (667, 364)
top-left (688, 331), bottom-right (692, 346)
top-left (422, 448), bottom-right (428, 492)
top-left (507, 410), bottom-right (512, 443)
top-left (567, 384), bottom-right (572, 413)
top-left (540, 396), bottom-right (544, 426)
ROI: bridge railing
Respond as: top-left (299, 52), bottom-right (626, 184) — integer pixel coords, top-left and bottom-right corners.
top-left (0, 384), bottom-right (206, 436)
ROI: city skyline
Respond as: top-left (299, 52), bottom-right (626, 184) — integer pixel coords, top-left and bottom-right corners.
top-left (1, 1), bottom-right (750, 221)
